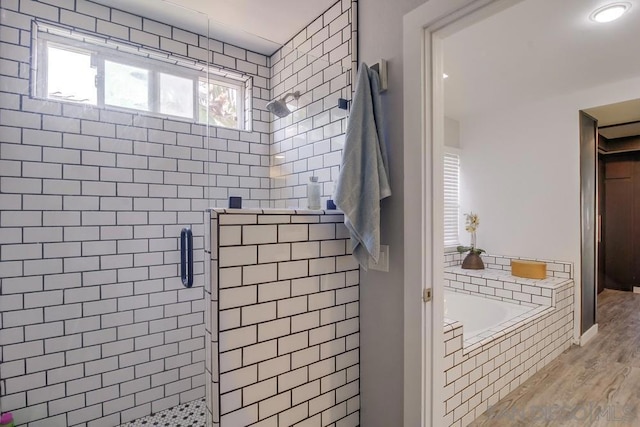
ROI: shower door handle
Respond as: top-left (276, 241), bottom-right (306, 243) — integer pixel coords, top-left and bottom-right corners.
top-left (180, 227), bottom-right (194, 288)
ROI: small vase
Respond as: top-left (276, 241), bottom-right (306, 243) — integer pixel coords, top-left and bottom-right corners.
top-left (461, 252), bottom-right (485, 270)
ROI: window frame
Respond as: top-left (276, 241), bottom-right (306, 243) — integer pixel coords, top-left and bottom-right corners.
top-left (443, 148), bottom-right (461, 252)
top-left (33, 23), bottom-right (248, 131)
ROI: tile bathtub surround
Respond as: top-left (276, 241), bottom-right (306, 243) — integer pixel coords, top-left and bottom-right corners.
top-left (269, 0), bottom-right (358, 209)
top-left (444, 256), bottom-right (574, 350)
top-left (440, 254), bottom-right (575, 426)
top-left (479, 254), bottom-right (573, 280)
top-left (0, 1), bottom-right (273, 426)
top-left (445, 252), bottom-right (573, 280)
top-left (205, 209), bottom-right (360, 427)
top-left (444, 251), bottom-right (464, 268)
top-left (443, 265), bottom-right (573, 308)
top-left (442, 281), bottom-right (574, 427)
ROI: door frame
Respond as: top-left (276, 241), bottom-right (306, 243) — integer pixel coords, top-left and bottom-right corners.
top-left (579, 111), bottom-right (599, 344)
top-left (403, 0), bottom-right (517, 424)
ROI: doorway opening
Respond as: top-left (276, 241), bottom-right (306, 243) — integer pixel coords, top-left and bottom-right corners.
top-left (405, 0), bottom-right (640, 424)
top-left (584, 99), bottom-right (640, 310)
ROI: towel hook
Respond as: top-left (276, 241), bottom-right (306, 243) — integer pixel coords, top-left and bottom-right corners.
top-left (370, 59), bottom-right (388, 92)
top-left (337, 59), bottom-right (389, 111)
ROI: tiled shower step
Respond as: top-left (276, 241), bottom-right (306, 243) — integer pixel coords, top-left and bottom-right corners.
top-left (118, 398), bottom-right (206, 427)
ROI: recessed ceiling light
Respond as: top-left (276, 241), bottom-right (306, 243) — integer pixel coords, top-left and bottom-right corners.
top-left (590, 2), bottom-right (631, 23)
top-left (443, 73), bottom-right (449, 79)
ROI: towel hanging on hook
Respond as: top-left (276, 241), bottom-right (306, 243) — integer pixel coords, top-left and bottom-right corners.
top-left (334, 63), bottom-right (391, 269)
top-left (337, 59), bottom-right (388, 111)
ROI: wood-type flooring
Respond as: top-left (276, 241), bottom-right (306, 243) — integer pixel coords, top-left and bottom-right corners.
top-left (471, 289), bottom-right (640, 427)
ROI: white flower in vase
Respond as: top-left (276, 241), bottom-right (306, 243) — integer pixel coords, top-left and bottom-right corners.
top-left (457, 212), bottom-right (485, 269)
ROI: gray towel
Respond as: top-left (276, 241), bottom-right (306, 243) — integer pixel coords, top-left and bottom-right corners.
top-left (334, 63), bottom-right (391, 269)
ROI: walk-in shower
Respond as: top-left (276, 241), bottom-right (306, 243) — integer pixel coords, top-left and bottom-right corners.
top-left (0, 0), bottom-right (358, 426)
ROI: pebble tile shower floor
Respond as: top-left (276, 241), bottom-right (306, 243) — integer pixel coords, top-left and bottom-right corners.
top-left (118, 399), bottom-right (205, 427)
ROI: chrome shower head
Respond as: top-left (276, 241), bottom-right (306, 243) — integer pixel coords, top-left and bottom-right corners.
top-left (266, 91), bottom-right (301, 118)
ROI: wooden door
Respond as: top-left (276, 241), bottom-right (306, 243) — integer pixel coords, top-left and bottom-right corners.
top-left (603, 152), bottom-right (640, 291)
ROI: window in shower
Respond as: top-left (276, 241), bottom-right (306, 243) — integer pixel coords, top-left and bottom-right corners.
top-left (198, 77), bottom-right (244, 129)
top-left (44, 44), bottom-right (97, 104)
top-left (160, 72), bottom-right (195, 119)
top-left (34, 24), bottom-right (248, 130)
top-left (444, 150), bottom-right (461, 249)
top-left (104, 60), bottom-right (151, 112)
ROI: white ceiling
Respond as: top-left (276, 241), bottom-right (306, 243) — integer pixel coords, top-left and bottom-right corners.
top-left (443, 0), bottom-right (640, 121)
top-left (93, 0), bottom-right (338, 55)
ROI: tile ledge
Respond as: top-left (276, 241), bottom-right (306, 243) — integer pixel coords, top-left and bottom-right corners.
top-left (208, 208), bottom-right (344, 215)
top-left (444, 265), bottom-right (573, 288)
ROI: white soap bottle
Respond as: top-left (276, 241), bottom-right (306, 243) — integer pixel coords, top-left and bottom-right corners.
top-left (307, 176), bottom-right (321, 210)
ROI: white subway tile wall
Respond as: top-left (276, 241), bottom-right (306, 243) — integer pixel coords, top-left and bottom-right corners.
top-left (0, 0), bottom-right (273, 426)
top-left (269, 0), bottom-right (357, 209)
top-left (206, 209), bottom-right (360, 427)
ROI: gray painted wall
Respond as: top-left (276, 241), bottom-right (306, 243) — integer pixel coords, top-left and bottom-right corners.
top-left (358, 0), bottom-right (429, 426)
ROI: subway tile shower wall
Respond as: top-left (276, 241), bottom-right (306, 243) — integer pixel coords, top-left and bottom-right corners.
top-left (269, 0), bottom-right (357, 209)
top-left (0, 0), bottom-right (273, 426)
top-left (205, 209), bottom-right (360, 427)
top-left (1, 0), bottom-right (273, 211)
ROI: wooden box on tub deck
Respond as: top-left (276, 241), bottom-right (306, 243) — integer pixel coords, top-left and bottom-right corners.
top-left (511, 259), bottom-right (547, 279)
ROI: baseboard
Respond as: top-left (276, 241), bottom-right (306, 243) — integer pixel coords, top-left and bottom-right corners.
top-left (580, 323), bottom-right (598, 346)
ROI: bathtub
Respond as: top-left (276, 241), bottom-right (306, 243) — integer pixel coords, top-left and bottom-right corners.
top-left (441, 261), bottom-right (575, 427)
top-left (444, 288), bottom-right (534, 340)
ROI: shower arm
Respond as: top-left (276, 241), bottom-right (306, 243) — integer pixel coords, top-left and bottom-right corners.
top-left (281, 92), bottom-right (300, 103)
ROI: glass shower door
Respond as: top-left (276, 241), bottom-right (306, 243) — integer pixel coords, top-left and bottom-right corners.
top-left (0, 2), bottom-right (210, 425)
